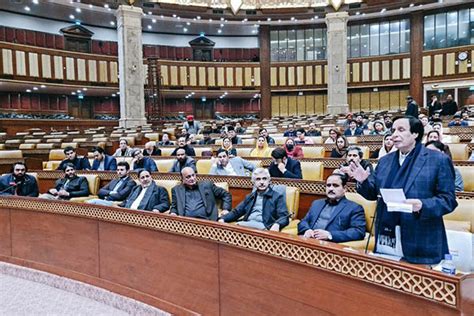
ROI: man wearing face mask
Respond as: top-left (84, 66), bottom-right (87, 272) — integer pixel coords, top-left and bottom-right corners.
top-left (219, 168), bottom-right (289, 231)
top-left (298, 174), bottom-right (366, 242)
top-left (0, 162), bottom-right (39, 197)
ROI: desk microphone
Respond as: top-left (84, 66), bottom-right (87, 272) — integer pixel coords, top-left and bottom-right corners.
top-left (0, 182), bottom-right (17, 194)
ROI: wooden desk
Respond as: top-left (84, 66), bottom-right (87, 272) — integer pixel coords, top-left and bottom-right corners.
top-left (0, 197), bottom-right (472, 315)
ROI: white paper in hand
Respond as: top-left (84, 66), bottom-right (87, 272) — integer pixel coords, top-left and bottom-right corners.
top-left (380, 188), bottom-right (413, 213)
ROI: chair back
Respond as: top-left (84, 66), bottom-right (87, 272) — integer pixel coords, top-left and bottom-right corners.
top-left (449, 144), bottom-right (468, 160)
top-left (345, 192), bottom-right (377, 234)
top-left (155, 159), bottom-right (175, 173)
top-left (457, 166), bottom-right (474, 192)
top-left (196, 159), bottom-right (213, 175)
top-left (155, 179), bottom-right (180, 200)
top-left (301, 146), bottom-right (324, 158)
top-left (0, 150), bottom-right (23, 159)
top-left (300, 161), bottom-right (323, 181)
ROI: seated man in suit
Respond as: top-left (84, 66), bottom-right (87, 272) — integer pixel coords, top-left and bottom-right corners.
top-left (170, 148), bottom-right (197, 173)
top-left (268, 147), bottom-right (302, 179)
top-left (57, 146), bottom-right (91, 171)
top-left (131, 149), bottom-right (158, 173)
top-left (87, 161), bottom-right (136, 206)
top-left (143, 141), bottom-right (162, 156)
top-left (113, 138), bottom-right (134, 157)
top-left (40, 163), bottom-right (89, 200)
top-left (170, 167), bottom-right (231, 220)
top-left (298, 174), bottom-right (366, 242)
top-left (344, 120), bottom-right (363, 136)
top-left (120, 169), bottom-right (169, 212)
top-left (0, 162), bottom-right (39, 197)
top-left (210, 148), bottom-right (255, 176)
top-left (171, 136), bottom-right (196, 157)
top-left (91, 146), bottom-right (117, 171)
top-left (336, 146), bottom-right (374, 182)
top-left (157, 133), bottom-right (174, 146)
top-left (219, 168), bottom-right (289, 231)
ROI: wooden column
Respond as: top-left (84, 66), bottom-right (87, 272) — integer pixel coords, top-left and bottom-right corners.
top-left (259, 25), bottom-right (271, 119)
top-left (410, 12), bottom-right (424, 105)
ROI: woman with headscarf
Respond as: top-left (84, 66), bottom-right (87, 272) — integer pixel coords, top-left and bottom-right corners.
top-left (221, 137), bottom-right (237, 157)
top-left (284, 138), bottom-right (304, 159)
top-left (250, 136), bottom-right (272, 157)
top-left (330, 136), bottom-right (349, 158)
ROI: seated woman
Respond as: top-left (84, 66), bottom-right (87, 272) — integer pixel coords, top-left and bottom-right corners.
top-left (330, 136), bottom-right (348, 158)
top-left (371, 133), bottom-right (395, 159)
top-left (425, 141), bottom-right (464, 192)
top-left (426, 130), bottom-right (441, 143)
top-left (370, 120), bottom-right (386, 135)
top-left (250, 136), bottom-right (272, 157)
top-left (221, 137), bottom-right (237, 157)
top-left (324, 128), bottom-right (340, 144)
top-left (284, 138), bottom-right (303, 159)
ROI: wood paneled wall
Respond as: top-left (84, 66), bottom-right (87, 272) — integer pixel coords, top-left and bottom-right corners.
top-left (271, 94), bottom-right (327, 116)
top-left (159, 60), bottom-right (260, 89)
top-left (348, 55), bottom-right (411, 85)
top-left (348, 87), bottom-right (410, 112)
top-left (0, 92), bottom-right (67, 113)
top-left (422, 46), bottom-right (474, 80)
top-left (0, 43), bottom-right (118, 85)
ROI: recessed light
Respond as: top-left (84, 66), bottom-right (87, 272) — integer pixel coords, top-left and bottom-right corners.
top-left (217, 29), bottom-right (222, 34)
top-left (356, 11), bottom-right (360, 15)
top-left (82, 88), bottom-right (87, 91)
top-left (112, 94), bottom-right (116, 97)
top-left (147, 25), bottom-right (152, 29)
top-left (409, 3), bottom-right (414, 7)
top-left (220, 23), bottom-right (224, 27)
top-left (160, 15), bottom-right (164, 19)
top-left (186, 22), bottom-right (190, 25)
top-left (33, 87), bottom-right (38, 90)
top-left (69, 14), bottom-right (75, 19)
top-left (381, 8), bottom-right (386, 13)
top-left (148, 11), bottom-right (152, 15)
top-left (75, 8), bottom-right (81, 13)
top-left (26, 89), bottom-right (31, 93)
top-left (152, 19), bottom-right (156, 23)
top-left (104, 4), bottom-right (109, 8)
top-left (89, 4), bottom-right (93, 8)
top-left (40, 85), bottom-right (46, 88)
top-left (24, 6), bottom-right (30, 11)
top-left (32, 0), bottom-right (39, 4)
top-left (267, 17), bottom-right (271, 21)
top-left (71, 92), bottom-right (76, 95)
top-left (220, 17), bottom-right (224, 21)
top-left (196, 16), bottom-right (201, 20)
top-left (77, 90), bottom-right (81, 93)
top-left (291, 17), bottom-right (295, 21)
top-left (110, 21), bottom-right (115, 26)
top-left (177, 16), bottom-right (180, 20)
top-left (278, 19), bottom-right (281, 23)
top-left (172, 14), bottom-right (177, 18)
top-left (183, 28), bottom-right (188, 32)
top-left (191, 92), bottom-right (195, 95)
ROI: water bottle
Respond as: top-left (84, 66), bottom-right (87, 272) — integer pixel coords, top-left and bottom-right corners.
top-left (441, 254), bottom-right (456, 275)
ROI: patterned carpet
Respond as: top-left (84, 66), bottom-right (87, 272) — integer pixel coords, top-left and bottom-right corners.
top-left (0, 262), bottom-right (169, 316)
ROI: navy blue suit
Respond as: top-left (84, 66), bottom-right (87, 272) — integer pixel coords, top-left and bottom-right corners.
top-left (98, 176), bottom-right (136, 201)
top-left (268, 158), bottom-right (302, 179)
top-left (344, 128), bottom-right (363, 136)
top-left (91, 155), bottom-right (117, 171)
top-left (133, 156), bottom-right (158, 172)
top-left (357, 146), bottom-right (457, 264)
top-left (298, 197), bottom-right (366, 242)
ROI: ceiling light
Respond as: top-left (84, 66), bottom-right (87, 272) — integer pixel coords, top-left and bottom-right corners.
top-left (147, 25), bottom-right (152, 29)
top-left (160, 15), bottom-right (164, 18)
top-left (24, 6), bottom-right (30, 11)
top-left (186, 22), bottom-right (190, 25)
top-left (104, 4), bottom-right (109, 8)
top-left (217, 29), bottom-right (222, 34)
top-left (177, 16), bottom-right (180, 20)
top-left (82, 88), bottom-right (87, 91)
top-left (381, 8), bottom-right (386, 13)
top-left (152, 19), bottom-right (156, 23)
top-left (252, 30), bottom-right (257, 34)
top-left (40, 85), bottom-right (46, 88)
top-left (209, 18), bottom-right (212, 22)
top-left (32, 0), bottom-right (39, 4)
top-left (191, 92), bottom-right (195, 95)
top-left (75, 8), bottom-right (81, 13)
top-left (71, 92), bottom-right (76, 95)
top-left (278, 19), bottom-right (281, 23)
top-left (409, 3), bottom-right (414, 7)
top-left (148, 11), bottom-right (152, 15)
top-left (267, 18), bottom-right (271, 21)
top-left (356, 11), bottom-right (360, 15)
top-left (220, 23), bottom-right (224, 27)
top-left (172, 14), bottom-right (177, 18)
top-left (291, 17), bottom-right (295, 21)
top-left (110, 21), bottom-right (115, 26)
top-left (26, 89), bottom-right (31, 93)
top-left (197, 16), bottom-right (201, 20)
top-left (183, 28), bottom-right (188, 32)
top-left (69, 14), bottom-right (75, 19)
top-left (112, 94), bottom-right (116, 97)
top-left (220, 17), bottom-right (224, 21)
top-left (89, 4), bottom-right (93, 8)
top-left (33, 87), bottom-right (38, 90)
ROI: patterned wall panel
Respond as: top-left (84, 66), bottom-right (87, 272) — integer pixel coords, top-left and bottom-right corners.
top-left (315, 65), bottom-right (323, 85)
top-left (423, 56), bottom-right (431, 77)
top-left (254, 67), bottom-right (260, 86)
top-left (381, 60), bottom-right (390, 81)
top-left (446, 53), bottom-right (455, 75)
top-left (235, 67), bottom-right (243, 87)
top-left (170, 65), bottom-right (179, 86)
top-left (297, 66), bottom-right (304, 86)
top-left (352, 62), bottom-right (360, 83)
top-left (402, 58), bottom-right (410, 79)
top-left (98, 60), bottom-right (108, 82)
top-left (279, 67), bottom-right (286, 86)
top-left (179, 66), bottom-right (188, 86)
top-left (65, 57), bottom-right (75, 80)
top-left (198, 66), bottom-right (206, 86)
top-left (271, 67), bottom-right (277, 86)
top-left (160, 64), bottom-right (168, 85)
top-left (434, 54), bottom-right (443, 76)
top-left (287, 66), bottom-right (295, 86)
top-left (226, 67), bottom-right (234, 86)
top-left (109, 61), bottom-right (118, 83)
top-left (244, 67), bottom-right (252, 86)
top-left (208, 67), bottom-right (216, 86)
top-left (77, 59), bottom-right (86, 81)
top-left (362, 62), bottom-right (370, 82)
top-left (189, 66), bottom-right (197, 86)
top-left (392, 59), bottom-right (400, 80)
top-left (217, 67), bottom-right (225, 86)
top-left (1, 49), bottom-right (13, 75)
top-left (305, 65), bottom-right (313, 85)
top-left (371, 61), bottom-right (379, 81)
top-left (53, 56), bottom-right (63, 79)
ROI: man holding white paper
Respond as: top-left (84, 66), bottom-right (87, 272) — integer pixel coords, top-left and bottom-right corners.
top-left (350, 116), bottom-right (457, 265)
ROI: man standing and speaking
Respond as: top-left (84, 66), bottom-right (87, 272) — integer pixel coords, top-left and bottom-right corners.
top-left (349, 116), bottom-right (457, 265)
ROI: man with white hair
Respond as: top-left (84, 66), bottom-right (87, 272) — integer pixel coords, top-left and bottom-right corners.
top-left (219, 168), bottom-right (289, 231)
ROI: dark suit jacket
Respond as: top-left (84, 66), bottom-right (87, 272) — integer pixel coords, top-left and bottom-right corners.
top-left (170, 181), bottom-right (232, 220)
top-left (143, 147), bottom-right (162, 156)
top-left (120, 181), bottom-right (169, 212)
top-left (297, 197), bottom-right (366, 242)
top-left (171, 145), bottom-right (196, 157)
top-left (57, 156), bottom-right (91, 171)
top-left (91, 155), bottom-right (117, 171)
top-left (428, 100), bottom-right (442, 117)
top-left (0, 174), bottom-right (39, 197)
top-left (98, 176), bottom-right (136, 201)
top-left (133, 156), bottom-right (158, 172)
top-left (222, 187), bottom-right (289, 230)
top-left (52, 175), bottom-right (89, 199)
top-left (405, 101), bottom-right (419, 117)
top-left (169, 157), bottom-right (197, 173)
top-left (357, 146), bottom-right (458, 264)
top-left (268, 158), bottom-right (302, 179)
top-left (344, 128), bottom-right (363, 136)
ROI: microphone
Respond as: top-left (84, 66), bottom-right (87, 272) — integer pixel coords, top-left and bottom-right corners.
top-left (365, 195), bottom-right (381, 254)
top-left (0, 182), bottom-right (17, 194)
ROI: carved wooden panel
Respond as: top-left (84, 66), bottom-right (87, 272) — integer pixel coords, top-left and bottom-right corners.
top-left (305, 94), bottom-right (315, 114)
top-left (77, 59), bottom-right (86, 81)
top-left (208, 67), bottom-right (216, 86)
top-left (244, 67), bottom-right (252, 86)
top-left (280, 95), bottom-right (289, 116)
top-left (226, 67), bottom-right (234, 86)
top-left (270, 67), bottom-right (277, 86)
top-left (279, 67), bottom-right (286, 86)
top-left (422, 56), bottom-right (431, 77)
top-left (53, 56), bottom-right (63, 79)
top-left (446, 53), bottom-right (455, 75)
top-left (297, 66), bottom-right (304, 86)
top-left (254, 67), bottom-right (260, 86)
top-left (28, 53), bottom-right (39, 77)
top-left (15, 51), bottom-right (26, 76)
top-left (98, 60), bottom-right (108, 82)
top-left (392, 59), bottom-right (400, 80)
top-left (362, 62), bottom-right (370, 82)
top-left (217, 67), bottom-right (225, 86)
top-left (1, 49), bottom-right (13, 75)
top-left (179, 66), bottom-right (188, 86)
top-left (352, 63), bottom-right (360, 83)
top-left (371, 61), bottom-right (379, 81)
top-left (235, 67), bottom-right (243, 87)
top-left (109, 61), bottom-right (118, 83)
top-left (170, 66), bottom-right (178, 86)
top-left (198, 66), bottom-right (206, 86)
top-left (297, 94), bottom-right (305, 115)
top-left (65, 57), bottom-right (75, 80)
top-left (287, 66), bottom-right (295, 86)
top-left (381, 60), bottom-right (390, 81)
top-left (271, 95), bottom-right (279, 116)
top-left (402, 58), bottom-right (410, 79)
top-left (434, 54), bottom-right (443, 76)
top-left (305, 65), bottom-right (313, 85)
top-left (160, 65), bottom-right (168, 85)
top-left (315, 65), bottom-right (323, 85)
top-left (189, 66), bottom-right (197, 86)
